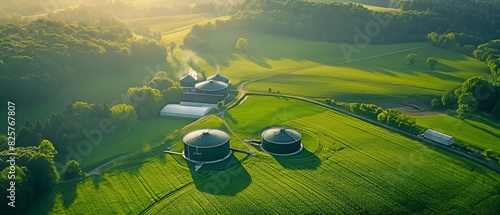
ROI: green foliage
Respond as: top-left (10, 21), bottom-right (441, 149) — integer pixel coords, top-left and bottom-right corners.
top-left (63, 160), bottom-right (83, 180)
top-left (460, 77), bottom-right (496, 111)
top-left (0, 166), bottom-right (33, 214)
top-left (457, 104), bottom-right (472, 120)
top-left (474, 39), bottom-right (500, 82)
top-left (0, 134), bottom-right (7, 151)
top-left (28, 153), bottom-right (59, 192)
top-left (0, 19), bottom-right (168, 104)
top-left (148, 71), bottom-right (178, 92)
top-left (235, 38), bottom-right (249, 52)
top-left (216, 102), bottom-right (224, 110)
top-left (127, 86), bottom-right (163, 119)
top-left (130, 39), bottom-right (168, 64)
top-left (169, 42), bottom-right (176, 56)
top-left (38, 139), bottom-right (57, 158)
top-left (406, 53), bottom-right (417, 66)
top-left (431, 98), bottom-right (441, 109)
top-left (441, 90), bottom-right (458, 109)
top-left (427, 32), bottom-right (479, 55)
top-left (183, 33), bottom-right (214, 52)
top-left (426, 57), bottom-right (438, 70)
top-left (110, 104), bottom-right (138, 130)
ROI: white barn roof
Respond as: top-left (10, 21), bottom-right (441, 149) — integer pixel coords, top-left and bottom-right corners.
top-left (423, 129), bottom-right (455, 146)
top-left (160, 104), bottom-right (212, 119)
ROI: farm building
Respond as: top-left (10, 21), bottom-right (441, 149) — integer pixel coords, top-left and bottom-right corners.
top-left (180, 92), bottom-right (225, 107)
top-left (261, 127), bottom-right (303, 156)
top-left (160, 104), bottom-right (212, 118)
top-left (195, 80), bottom-right (229, 96)
top-left (182, 129), bottom-right (232, 163)
top-left (423, 129), bottom-right (455, 146)
top-left (160, 72), bottom-right (230, 119)
top-left (207, 73), bottom-right (230, 84)
top-left (180, 74), bottom-right (197, 88)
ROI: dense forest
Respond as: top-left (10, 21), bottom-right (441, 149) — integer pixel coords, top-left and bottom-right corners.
top-left (0, 18), bottom-right (167, 104)
top-left (0, 140), bottom-right (60, 214)
top-left (184, 0), bottom-right (500, 51)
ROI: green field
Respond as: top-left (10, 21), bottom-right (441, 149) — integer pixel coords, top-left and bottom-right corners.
top-left (416, 114), bottom-right (500, 154)
top-left (201, 30), bottom-right (489, 103)
top-left (31, 96), bottom-right (500, 214)
top-left (200, 29), bottom-right (497, 153)
top-left (71, 117), bottom-right (194, 171)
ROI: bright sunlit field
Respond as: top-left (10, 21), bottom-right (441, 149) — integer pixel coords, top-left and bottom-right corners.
top-left (30, 96), bottom-right (500, 214)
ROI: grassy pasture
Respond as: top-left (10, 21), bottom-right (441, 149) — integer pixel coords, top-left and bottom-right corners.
top-left (31, 96), bottom-right (500, 214)
top-left (201, 30), bottom-right (488, 103)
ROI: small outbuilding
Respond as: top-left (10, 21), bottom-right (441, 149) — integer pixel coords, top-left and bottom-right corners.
top-left (261, 127), bottom-right (303, 156)
top-left (182, 129), bottom-right (231, 163)
top-left (423, 129), bottom-right (455, 146)
top-left (207, 73), bottom-right (230, 84)
top-left (180, 74), bottom-right (197, 88)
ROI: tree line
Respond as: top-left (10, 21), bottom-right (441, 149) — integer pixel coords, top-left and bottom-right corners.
top-left (0, 19), bottom-right (167, 104)
top-left (183, 0), bottom-right (500, 52)
top-left (325, 99), bottom-right (423, 135)
top-left (11, 71), bottom-right (183, 154)
top-left (0, 139), bottom-right (63, 214)
top-left (433, 77), bottom-right (500, 120)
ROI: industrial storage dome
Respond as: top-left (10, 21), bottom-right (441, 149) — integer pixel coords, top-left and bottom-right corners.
top-left (194, 80), bottom-right (229, 96)
top-left (182, 129), bottom-right (231, 163)
top-left (207, 73), bottom-right (230, 84)
top-left (261, 127), bottom-right (303, 156)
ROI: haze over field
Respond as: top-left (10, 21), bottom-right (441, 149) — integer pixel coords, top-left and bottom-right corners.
top-left (0, 0), bottom-right (499, 214)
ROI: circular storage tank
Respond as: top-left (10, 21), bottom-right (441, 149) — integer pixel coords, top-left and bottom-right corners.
top-left (207, 73), bottom-right (230, 84)
top-left (194, 80), bottom-right (229, 96)
top-left (261, 127), bottom-right (303, 156)
top-left (182, 129), bottom-right (231, 163)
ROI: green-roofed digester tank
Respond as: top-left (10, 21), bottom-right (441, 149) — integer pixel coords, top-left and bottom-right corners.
top-left (182, 129), bottom-right (231, 163)
top-left (261, 127), bottom-right (303, 156)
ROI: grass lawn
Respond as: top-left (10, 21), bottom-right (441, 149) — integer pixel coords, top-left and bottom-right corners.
top-left (31, 96), bottom-right (500, 214)
top-left (416, 113), bottom-right (500, 154)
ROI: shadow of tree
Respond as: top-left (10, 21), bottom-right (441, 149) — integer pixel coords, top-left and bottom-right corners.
top-left (188, 154), bottom-right (251, 196)
top-left (224, 112), bottom-right (238, 125)
top-left (60, 181), bottom-right (78, 208)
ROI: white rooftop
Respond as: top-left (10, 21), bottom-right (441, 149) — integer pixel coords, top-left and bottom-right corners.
top-left (160, 104), bottom-right (212, 119)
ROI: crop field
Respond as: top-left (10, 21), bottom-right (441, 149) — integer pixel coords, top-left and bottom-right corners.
top-left (416, 114), bottom-right (500, 154)
top-left (31, 96), bottom-right (500, 214)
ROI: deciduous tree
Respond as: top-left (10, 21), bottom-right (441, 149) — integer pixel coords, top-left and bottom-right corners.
top-left (426, 57), bottom-right (438, 70)
top-left (236, 38), bottom-right (249, 52)
top-left (406, 54), bottom-right (418, 66)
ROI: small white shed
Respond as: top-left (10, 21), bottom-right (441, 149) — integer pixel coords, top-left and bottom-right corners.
top-left (423, 129), bottom-right (455, 146)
